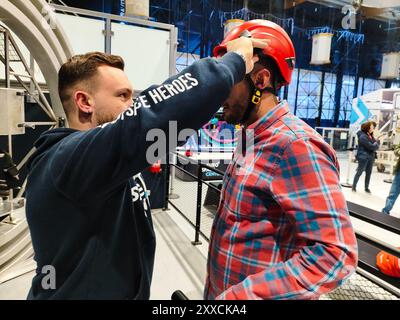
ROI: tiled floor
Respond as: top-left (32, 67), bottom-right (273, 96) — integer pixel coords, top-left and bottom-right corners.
top-left (0, 151), bottom-right (399, 300)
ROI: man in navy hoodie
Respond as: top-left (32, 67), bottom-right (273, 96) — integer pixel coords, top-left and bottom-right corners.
top-left (25, 37), bottom-right (265, 299)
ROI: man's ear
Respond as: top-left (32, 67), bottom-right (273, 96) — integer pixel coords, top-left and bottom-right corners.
top-left (74, 91), bottom-right (94, 115)
top-left (252, 68), bottom-right (271, 90)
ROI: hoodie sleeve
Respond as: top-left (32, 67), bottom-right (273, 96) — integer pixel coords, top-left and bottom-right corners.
top-left (50, 52), bottom-right (245, 202)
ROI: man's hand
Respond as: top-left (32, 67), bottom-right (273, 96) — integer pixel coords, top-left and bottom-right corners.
top-left (225, 37), bottom-right (270, 74)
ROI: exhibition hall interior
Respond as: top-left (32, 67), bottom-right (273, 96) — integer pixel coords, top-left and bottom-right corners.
top-left (0, 0), bottom-right (400, 300)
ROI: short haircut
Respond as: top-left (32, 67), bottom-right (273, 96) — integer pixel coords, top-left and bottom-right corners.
top-left (58, 52), bottom-right (125, 114)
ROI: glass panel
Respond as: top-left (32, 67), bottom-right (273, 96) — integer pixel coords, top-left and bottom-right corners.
top-left (296, 69), bottom-right (322, 119)
top-left (321, 72), bottom-right (336, 120)
top-left (112, 22), bottom-right (170, 91)
top-left (56, 13), bottom-right (105, 54)
top-left (363, 78), bottom-right (386, 95)
top-left (340, 75), bottom-right (355, 122)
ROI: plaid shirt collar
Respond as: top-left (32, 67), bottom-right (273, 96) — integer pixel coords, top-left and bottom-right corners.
top-left (247, 100), bottom-right (290, 136)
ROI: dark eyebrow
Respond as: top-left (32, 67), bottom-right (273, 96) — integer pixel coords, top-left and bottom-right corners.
top-left (118, 88), bottom-right (133, 96)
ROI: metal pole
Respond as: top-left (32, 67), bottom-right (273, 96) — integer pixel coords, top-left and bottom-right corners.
top-left (7, 126), bottom-right (13, 220)
top-left (294, 68), bottom-right (300, 116)
top-left (341, 149), bottom-right (353, 188)
top-left (283, 83), bottom-right (289, 101)
top-left (4, 31), bottom-right (14, 221)
top-left (29, 54), bottom-right (35, 104)
top-left (169, 152), bottom-right (179, 199)
top-left (361, 77), bottom-right (365, 96)
top-left (105, 18), bottom-right (112, 54)
top-left (200, 0), bottom-right (205, 58)
top-left (317, 71), bottom-right (325, 127)
top-left (163, 152), bottom-right (171, 211)
top-left (169, 27), bottom-right (178, 76)
top-left (4, 31), bottom-right (10, 88)
top-left (192, 161), bottom-right (203, 245)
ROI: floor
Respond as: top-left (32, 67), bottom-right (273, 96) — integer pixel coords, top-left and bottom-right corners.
top-left (0, 151), bottom-right (399, 300)
top-left (338, 151), bottom-right (400, 219)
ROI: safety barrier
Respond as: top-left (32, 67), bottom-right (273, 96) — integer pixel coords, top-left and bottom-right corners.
top-left (163, 151), bottom-right (225, 244)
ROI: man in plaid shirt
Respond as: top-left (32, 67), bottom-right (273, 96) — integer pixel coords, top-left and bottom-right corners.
top-left (205, 20), bottom-right (358, 300)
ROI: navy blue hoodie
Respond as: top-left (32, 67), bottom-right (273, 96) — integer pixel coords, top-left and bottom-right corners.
top-left (25, 52), bottom-right (245, 299)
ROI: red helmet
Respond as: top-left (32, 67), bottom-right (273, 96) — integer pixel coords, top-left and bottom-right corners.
top-left (213, 20), bottom-right (296, 88)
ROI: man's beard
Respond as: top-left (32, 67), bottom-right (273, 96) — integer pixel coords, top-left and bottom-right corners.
top-left (95, 111), bottom-right (120, 126)
top-left (223, 113), bottom-right (238, 125)
top-left (223, 105), bottom-right (245, 125)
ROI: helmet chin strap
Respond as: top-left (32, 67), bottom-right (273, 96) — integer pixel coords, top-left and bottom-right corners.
top-left (239, 75), bottom-right (277, 125)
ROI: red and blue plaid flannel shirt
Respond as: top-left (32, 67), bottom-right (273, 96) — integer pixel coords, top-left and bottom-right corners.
top-left (204, 101), bottom-right (358, 300)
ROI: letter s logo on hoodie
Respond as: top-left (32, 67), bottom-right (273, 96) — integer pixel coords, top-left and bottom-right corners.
top-left (131, 174), bottom-right (150, 215)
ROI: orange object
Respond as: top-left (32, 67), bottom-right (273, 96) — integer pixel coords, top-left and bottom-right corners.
top-left (376, 249), bottom-right (400, 278)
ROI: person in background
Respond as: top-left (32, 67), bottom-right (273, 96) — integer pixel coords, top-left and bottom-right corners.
top-left (352, 121), bottom-right (381, 193)
top-left (382, 142), bottom-right (400, 215)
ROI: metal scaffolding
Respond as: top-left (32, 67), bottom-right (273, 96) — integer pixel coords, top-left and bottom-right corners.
top-left (0, 25), bottom-right (59, 216)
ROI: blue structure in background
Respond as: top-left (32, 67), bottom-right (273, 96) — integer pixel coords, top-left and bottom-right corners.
top-left (147, 0), bottom-right (400, 129)
top-left (60, 0), bottom-right (399, 129)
